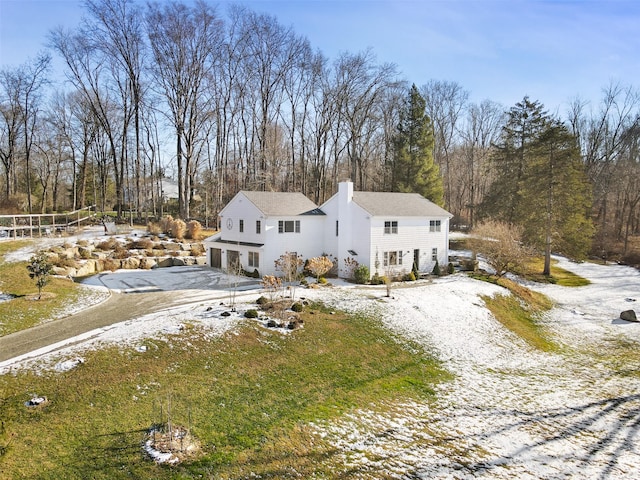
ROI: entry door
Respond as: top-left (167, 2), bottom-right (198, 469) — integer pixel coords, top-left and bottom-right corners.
top-left (227, 250), bottom-right (240, 272)
top-left (210, 248), bottom-right (222, 268)
top-left (413, 249), bottom-right (420, 271)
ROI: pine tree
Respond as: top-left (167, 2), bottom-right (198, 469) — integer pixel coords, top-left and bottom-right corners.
top-left (391, 84), bottom-right (444, 206)
top-left (520, 120), bottom-right (594, 274)
top-left (481, 96), bottom-right (549, 223)
top-left (481, 97), bottom-right (594, 274)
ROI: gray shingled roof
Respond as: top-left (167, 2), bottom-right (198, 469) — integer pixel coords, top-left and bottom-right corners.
top-left (240, 191), bottom-right (321, 216)
top-left (352, 191), bottom-right (452, 217)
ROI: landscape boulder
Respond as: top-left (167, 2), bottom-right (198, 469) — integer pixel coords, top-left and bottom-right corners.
top-left (75, 260), bottom-right (98, 277)
top-left (620, 309), bottom-right (638, 322)
top-left (156, 257), bottom-right (174, 268)
top-left (121, 257), bottom-right (141, 270)
top-left (139, 257), bottom-right (157, 270)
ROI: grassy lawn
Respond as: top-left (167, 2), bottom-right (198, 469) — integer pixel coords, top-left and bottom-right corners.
top-left (0, 241), bottom-right (88, 336)
top-left (472, 274), bottom-right (559, 353)
top-left (0, 303), bottom-right (448, 479)
top-left (524, 258), bottom-right (590, 286)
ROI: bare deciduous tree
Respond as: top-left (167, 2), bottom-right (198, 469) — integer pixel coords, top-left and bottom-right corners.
top-left (471, 220), bottom-right (532, 277)
top-left (421, 80), bottom-right (469, 208)
top-left (147, 0), bottom-right (223, 219)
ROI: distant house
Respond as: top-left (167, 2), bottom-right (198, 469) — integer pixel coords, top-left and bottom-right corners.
top-left (160, 178), bottom-right (179, 201)
top-left (204, 181), bottom-right (452, 279)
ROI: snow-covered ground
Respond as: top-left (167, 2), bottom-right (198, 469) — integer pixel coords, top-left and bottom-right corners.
top-left (2, 238), bottom-right (640, 477)
top-left (304, 262), bottom-right (640, 479)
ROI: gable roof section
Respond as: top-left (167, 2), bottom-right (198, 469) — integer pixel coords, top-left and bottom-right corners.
top-left (240, 191), bottom-right (322, 216)
top-left (352, 191), bottom-right (452, 217)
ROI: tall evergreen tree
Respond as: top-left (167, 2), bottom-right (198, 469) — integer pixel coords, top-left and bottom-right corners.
top-left (391, 84), bottom-right (444, 205)
top-left (481, 96), bottom-right (548, 223)
top-left (521, 120), bottom-right (594, 274)
top-left (481, 97), bottom-right (594, 274)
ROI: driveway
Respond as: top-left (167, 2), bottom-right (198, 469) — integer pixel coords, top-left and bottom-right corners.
top-left (0, 266), bottom-right (261, 363)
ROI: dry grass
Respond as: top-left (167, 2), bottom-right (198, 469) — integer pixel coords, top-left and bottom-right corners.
top-left (186, 220), bottom-right (202, 240)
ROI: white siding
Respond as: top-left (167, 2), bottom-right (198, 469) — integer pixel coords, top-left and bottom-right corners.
top-left (218, 192), bottom-right (265, 244)
top-left (260, 215), bottom-right (326, 276)
top-left (209, 183), bottom-right (452, 280)
top-left (322, 192), bottom-right (372, 278)
top-left (369, 215), bottom-right (450, 277)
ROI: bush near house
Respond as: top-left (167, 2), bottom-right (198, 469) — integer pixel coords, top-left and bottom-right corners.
top-left (353, 265), bottom-right (370, 284)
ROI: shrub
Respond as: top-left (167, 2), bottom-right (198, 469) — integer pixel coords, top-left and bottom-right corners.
top-left (147, 221), bottom-right (162, 236)
top-left (27, 253), bottom-right (53, 299)
top-left (318, 276), bottom-right (328, 284)
top-left (403, 271), bottom-right (416, 282)
top-left (353, 265), bottom-right (370, 284)
top-left (96, 238), bottom-right (119, 251)
top-left (159, 215), bottom-right (173, 235)
top-left (55, 257), bottom-right (78, 269)
top-left (448, 262), bottom-right (455, 274)
top-left (244, 309), bottom-right (259, 319)
top-left (103, 259), bottom-right (120, 271)
top-left (112, 244), bottom-right (130, 259)
top-left (128, 238), bottom-right (154, 250)
top-left (169, 218), bottom-right (186, 240)
top-left (256, 296), bottom-right (269, 305)
top-left (307, 256), bottom-right (333, 282)
top-left (432, 260), bottom-right (441, 276)
top-left (291, 302), bottom-right (303, 312)
top-left (261, 275), bottom-right (282, 301)
top-left (186, 220), bottom-right (202, 240)
top-left (242, 268), bottom-right (260, 278)
top-left (190, 243), bottom-right (205, 256)
top-left (412, 261), bottom-right (419, 278)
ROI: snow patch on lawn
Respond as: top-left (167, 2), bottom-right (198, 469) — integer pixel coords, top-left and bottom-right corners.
top-left (3, 248), bottom-right (640, 478)
top-left (0, 302), bottom-right (243, 374)
top-left (304, 264), bottom-right (640, 479)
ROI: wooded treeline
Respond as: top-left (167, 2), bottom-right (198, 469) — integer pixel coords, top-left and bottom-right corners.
top-left (1, 0), bottom-right (639, 260)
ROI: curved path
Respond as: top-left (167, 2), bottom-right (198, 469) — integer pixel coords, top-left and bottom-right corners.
top-left (0, 268), bottom-right (261, 364)
top-left (0, 291), bottom-right (175, 363)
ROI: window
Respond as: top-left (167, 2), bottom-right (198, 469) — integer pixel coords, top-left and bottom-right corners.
top-left (384, 220), bottom-right (398, 234)
top-left (336, 220), bottom-right (339, 237)
top-left (432, 247), bottom-right (438, 261)
top-left (429, 220), bottom-right (441, 232)
top-left (278, 220), bottom-right (300, 233)
top-left (248, 251), bottom-right (259, 268)
top-left (383, 250), bottom-right (402, 266)
top-left (256, 220), bottom-right (261, 234)
top-left (239, 219), bottom-right (244, 233)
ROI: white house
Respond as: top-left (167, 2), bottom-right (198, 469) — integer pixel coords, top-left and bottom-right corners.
top-left (204, 181), bottom-right (453, 279)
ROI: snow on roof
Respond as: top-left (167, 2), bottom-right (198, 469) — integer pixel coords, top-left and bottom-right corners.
top-left (240, 190), bottom-right (321, 216)
top-left (352, 191), bottom-right (452, 217)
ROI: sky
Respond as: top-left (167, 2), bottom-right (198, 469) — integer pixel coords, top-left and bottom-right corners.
top-left (1, 0), bottom-right (639, 112)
